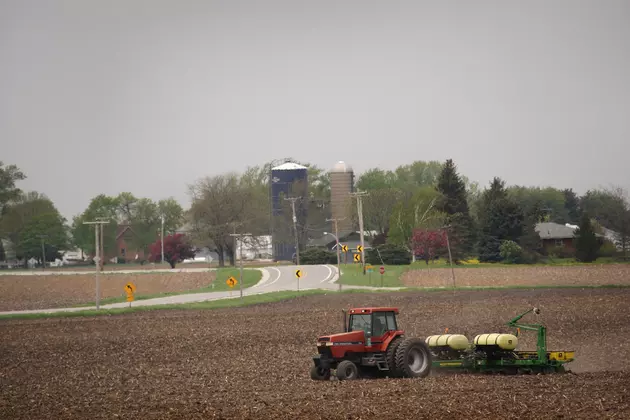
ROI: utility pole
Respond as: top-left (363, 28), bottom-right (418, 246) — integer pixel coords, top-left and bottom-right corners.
top-left (230, 232), bottom-right (252, 300)
top-left (100, 223), bottom-right (104, 268)
top-left (38, 235), bottom-right (47, 271)
top-left (160, 214), bottom-right (165, 264)
top-left (284, 196), bottom-right (301, 265)
top-left (83, 219), bottom-right (110, 310)
top-left (443, 226), bottom-right (456, 289)
top-left (95, 217), bottom-right (108, 269)
top-left (326, 217), bottom-right (345, 291)
top-left (350, 191), bottom-right (368, 274)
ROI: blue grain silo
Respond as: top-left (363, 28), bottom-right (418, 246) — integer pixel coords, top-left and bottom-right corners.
top-left (270, 162), bottom-right (309, 262)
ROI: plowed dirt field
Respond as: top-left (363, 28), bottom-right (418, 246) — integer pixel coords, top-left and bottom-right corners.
top-left (2, 288), bottom-right (629, 419)
top-left (402, 264), bottom-right (630, 288)
top-left (0, 271), bottom-right (216, 311)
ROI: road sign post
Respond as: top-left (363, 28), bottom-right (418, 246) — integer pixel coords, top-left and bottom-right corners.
top-left (341, 245), bottom-right (348, 265)
top-left (226, 276), bottom-right (237, 297)
top-left (366, 264), bottom-right (373, 285)
top-left (295, 269), bottom-right (302, 292)
top-left (125, 282), bottom-right (136, 307)
top-left (357, 245), bottom-right (364, 274)
top-left (379, 266), bottom-right (385, 287)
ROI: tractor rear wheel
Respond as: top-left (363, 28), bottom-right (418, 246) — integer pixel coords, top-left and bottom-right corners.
top-left (336, 360), bottom-right (359, 380)
top-left (385, 337), bottom-right (403, 377)
top-left (395, 338), bottom-right (432, 378)
top-left (310, 365), bottom-right (331, 381)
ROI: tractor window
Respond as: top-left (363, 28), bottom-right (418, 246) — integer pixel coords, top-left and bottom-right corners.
top-left (372, 313), bottom-right (387, 337)
top-left (385, 312), bottom-right (397, 330)
top-left (349, 314), bottom-right (371, 335)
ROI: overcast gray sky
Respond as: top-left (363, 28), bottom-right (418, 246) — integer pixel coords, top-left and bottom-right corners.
top-left (1, 0), bottom-right (628, 220)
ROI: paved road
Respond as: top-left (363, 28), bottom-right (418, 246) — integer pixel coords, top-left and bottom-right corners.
top-left (0, 264), bottom-right (402, 316)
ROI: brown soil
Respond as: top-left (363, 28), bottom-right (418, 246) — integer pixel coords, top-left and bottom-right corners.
top-left (402, 264), bottom-right (630, 288)
top-left (1, 288), bottom-right (629, 419)
top-left (7, 260), bottom-right (289, 272)
top-left (0, 271), bottom-right (216, 311)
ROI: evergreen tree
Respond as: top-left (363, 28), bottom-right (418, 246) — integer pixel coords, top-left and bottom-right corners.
top-left (519, 199), bottom-right (544, 260)
top-left (563, 188), bottom-right (581, 223)
top-left (477, 177), bottom-right (525, 262)
top-left (435, 159), bottom-right (475, 261)
top-left (574, 213), bottom-right (600, 262)
top-left (436, 159), bottom-right (469, 215)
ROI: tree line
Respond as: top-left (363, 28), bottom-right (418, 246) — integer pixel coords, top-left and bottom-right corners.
top-left (0, 161), bottom-right (185, 266)
top-left (1, 158), bottom-right (628, 267)
top-left (353, 160), bottom-right (629, 263)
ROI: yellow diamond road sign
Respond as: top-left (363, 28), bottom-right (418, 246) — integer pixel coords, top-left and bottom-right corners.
top-left (125, 282), bottom-right (136, 294)
top-left (341, 245), bottom-right (348, 253)
top-left (226, 276), bottom-right (237, 287)
top-left (295, 269), bottom-right (302, 278)
top-left (354, 253), bottom-right (361, 262)
top-left (357, 245), bottom-right (363, 252)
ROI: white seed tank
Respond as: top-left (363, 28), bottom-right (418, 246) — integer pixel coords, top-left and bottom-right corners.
top-left (425, 334), bottom-right (469, 351)
top-left (473, 333), bottom-right (518, 350)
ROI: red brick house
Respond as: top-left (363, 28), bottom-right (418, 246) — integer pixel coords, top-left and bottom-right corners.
top-left (535, 222), bottom-right (578, 252)
top-left (113, 224), bottom-right (147, 262)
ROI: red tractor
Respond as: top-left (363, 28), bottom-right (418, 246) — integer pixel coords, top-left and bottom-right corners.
top-left (311, 307), bottom-right (432, 380)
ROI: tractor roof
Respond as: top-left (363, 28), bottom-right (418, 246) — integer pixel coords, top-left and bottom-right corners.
top-left (348, 307), bottom-right (399, 314)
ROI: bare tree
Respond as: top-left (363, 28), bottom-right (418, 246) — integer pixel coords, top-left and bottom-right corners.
top-left (188, 172), bottom-right (270, 267)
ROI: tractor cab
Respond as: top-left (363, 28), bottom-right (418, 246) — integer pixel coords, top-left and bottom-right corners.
top-left (345, 307), bottom-right (400, 346)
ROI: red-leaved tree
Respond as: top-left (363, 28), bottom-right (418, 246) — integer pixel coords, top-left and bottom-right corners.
top-left (411, 229), bottom-right (447, 265)
top-left (149, 233), bottom-right (196, 268)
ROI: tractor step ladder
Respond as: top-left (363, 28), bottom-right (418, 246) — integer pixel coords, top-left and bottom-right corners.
top-left (376, 360), bottom-right (389, 371)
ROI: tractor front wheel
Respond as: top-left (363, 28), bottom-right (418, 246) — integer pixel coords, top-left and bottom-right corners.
top-left (310, 365), bottom-right (331, 381)
top-left (395, 338), bottom-right (432, 378)
top-left (336, 360), bottom-right (359, 380)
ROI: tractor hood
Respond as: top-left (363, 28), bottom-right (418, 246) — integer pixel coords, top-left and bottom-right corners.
top-left (317, 331), bottom-right (365, 347)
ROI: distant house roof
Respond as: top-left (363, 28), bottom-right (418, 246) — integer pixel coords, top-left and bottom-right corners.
top-left (535, 222), bottom-right (576, 239)
top-left (116, 224), bottom-right (136, 240)
top-left (307, 231), bottom-right (371, 249)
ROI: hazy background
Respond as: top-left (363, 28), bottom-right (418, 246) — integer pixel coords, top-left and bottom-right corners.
top-left (1, 0), bottom-right (628, 220)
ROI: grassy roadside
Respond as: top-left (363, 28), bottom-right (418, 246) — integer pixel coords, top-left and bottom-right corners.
top-left (410, 257), bottom-right (630, 269)
top-left (71, 268), bottom-right (263, 307)
top-left (339, 264), bottom-right (410, 287)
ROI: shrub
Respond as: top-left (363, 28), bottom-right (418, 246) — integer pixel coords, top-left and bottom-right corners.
top-left (117, 257), bottom-right (126, 264)
top-left (598, 241), bottom-right (617, 258)
top-left (367, 243), bottom-right (411, 265)
top-left (547, 246), bottom-right (575, 259)
top-left (300, 248), bottom-right (337, 265)
top-left (499, 240), bottom-right (523, 264)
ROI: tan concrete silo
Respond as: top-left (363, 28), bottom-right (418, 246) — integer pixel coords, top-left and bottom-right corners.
top-left (329, 161), bottom-right (354, 234)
